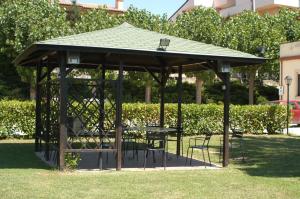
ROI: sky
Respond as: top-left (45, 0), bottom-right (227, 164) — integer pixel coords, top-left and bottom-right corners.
top-left (80, 0), bottom-right (186, 17)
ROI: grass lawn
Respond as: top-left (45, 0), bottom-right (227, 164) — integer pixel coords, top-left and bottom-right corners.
top-left (0, 135), bottom-right (300, 199)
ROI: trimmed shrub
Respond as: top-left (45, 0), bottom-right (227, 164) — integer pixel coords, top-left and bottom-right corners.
top-left (0, 100), bottom-right (286, 138)
top-left (0, 100), bottom-right (35, 138)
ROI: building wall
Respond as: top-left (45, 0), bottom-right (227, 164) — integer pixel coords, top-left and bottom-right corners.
top-left (280, 41), bottom-right (300, 101)
top-left (220, 0), bottom-right (300, 17)
top-left (169, 0), bottom-right (214, 21)
top-left (56, 0), bottom-right (124, 15)
top-left (170, 0), bottom-right (300, 20)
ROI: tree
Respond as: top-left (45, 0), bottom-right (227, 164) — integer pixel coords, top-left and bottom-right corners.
top-left (274, 8), bottom-right (300, 42)
top-left (0, 0), bottom-right (71, 99)
top-left (222, 11), bottom-right (284, 104)
top-left (67, 0), bottom-right (81, 27)
top-left (121, 7), bottom-right (174, 103)
top-left (74, 7), bottom-right (120, 33)
top-left (174, 7), bottom-right (222, 103)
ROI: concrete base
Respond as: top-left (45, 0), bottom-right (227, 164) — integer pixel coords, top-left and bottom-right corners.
top-left (36, 150), bottom-right (220, 171)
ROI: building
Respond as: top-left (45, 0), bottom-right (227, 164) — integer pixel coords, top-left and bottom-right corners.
top-left (52, 0), bottom-right (125, 14)
top-left (279, 41), bottom-right (300, 101)
top-left (170, 0), bottom-right (300, 20)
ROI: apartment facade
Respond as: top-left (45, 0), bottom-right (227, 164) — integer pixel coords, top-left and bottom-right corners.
top-left (280, 42), bottom-right (300, 101)
top-left (170, 0), bottom-right (300, 20)
top-left (51, 0), bottom-right (125, 14)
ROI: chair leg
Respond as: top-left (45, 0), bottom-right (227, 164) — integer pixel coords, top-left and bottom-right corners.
top-left (135, 139), bottom-right (139, 161)
top-left (202, 149), bottom-right (206, 168)
top-left (181, 139), bottom-right (184, 157)
top-left (240, 139), bottom-right (245, 162)
top-left (106, 151), bottom-right (109, 164)
top-left (163, 150), bottom-right (166, 170)
top-left (185, 147), bottom-right (189, 166)
top-left (152, 150), bottom-right (156, 163)
top-left (190, 147), bottom-right (194, 166)
top-left (143, 149), bottom-right (147, 170)
top-left (98, 152), bottom-right (103, 170)
top-left (207, 149), bottom-right (211, 166)
top-left (219, 138), bottom-right (222, 163)
top-left (166, 140), bottom-right (169, 160)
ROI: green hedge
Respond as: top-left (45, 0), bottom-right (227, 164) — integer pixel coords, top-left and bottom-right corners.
top-left (0, 100), bottom-right (35, 138)
top-left (0, 100), bottom-right (287, 138)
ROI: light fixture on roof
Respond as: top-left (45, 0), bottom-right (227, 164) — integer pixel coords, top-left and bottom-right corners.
top-left (157, 38), bottom-right (170, 51)
top-left (67, 51), bottom-right (80, 65)
top-left (218, 61), bottom-right (231, 73)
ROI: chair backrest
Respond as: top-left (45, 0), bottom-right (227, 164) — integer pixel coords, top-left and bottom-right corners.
top-left (232, 129), bottom-right (243, 138)
top-left (168, 126), bottom-right (183, 137)
top-left (203, 133), bottom-right (212, 147)
top-left (146, 131), bottom-right (167, 148)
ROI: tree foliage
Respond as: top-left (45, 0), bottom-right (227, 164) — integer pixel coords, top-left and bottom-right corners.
top-left (0, 0), bottom-right (71, 98)
top-left (174, 7), bottom-right (223, 45)
top-left (0, 2), bottom-right (300, 102)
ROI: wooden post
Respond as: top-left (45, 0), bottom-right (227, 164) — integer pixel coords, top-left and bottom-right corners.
top-left (59, 52), bottom-right (68, 171)
top-left (176, 65), bottom-right (183, 156)
top-left (35, 63), bottom-right (42, 152)
top-left (100, 65), bottom-right (105, 132)
top-left (223, 72), bottom-right (230, 167)
top-left (45, 66), bottom-right (51, 161)
top-left (116, 62), bottom-right (123, 170)
top-left (160, 67), bottom-right (166, 127)
top-left (98, 65), bottom-right (106, 170)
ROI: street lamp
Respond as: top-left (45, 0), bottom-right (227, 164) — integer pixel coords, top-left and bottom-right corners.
top-left (284, 75), bottom-right (292, 135)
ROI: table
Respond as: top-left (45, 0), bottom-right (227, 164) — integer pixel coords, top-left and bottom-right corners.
top-left (125, 126), bottom-right (177, 133)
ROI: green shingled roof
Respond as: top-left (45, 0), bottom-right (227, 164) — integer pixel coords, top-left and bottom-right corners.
top-left (37, 22), bottom-right (259, 60)
top-left (15, 22), bottom-right (265, 69)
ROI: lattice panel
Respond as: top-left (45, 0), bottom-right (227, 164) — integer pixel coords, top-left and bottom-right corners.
top-left (40, 82), bottom-right (47, 141)
top-left (49, 80), bottom-right (60, 148)
top-left (66, 79), bottom-right (117, 150)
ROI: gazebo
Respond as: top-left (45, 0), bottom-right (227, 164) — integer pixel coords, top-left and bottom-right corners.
top-left (14, 22), bottom-right (265, 170)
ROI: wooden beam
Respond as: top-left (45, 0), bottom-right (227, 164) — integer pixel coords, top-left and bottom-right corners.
top-left (116, 62), bottom-right (123, 171)
top-left (45, 66), bottom-right (51, 161)
top-left (58, 52), bottom-right (68, 171)
top-left (144, 67), bottom-right (161, 84)
top-left (176, 65), bottom-right (183, 156)
top-left (35, 62), bottom-right (42, 152)
top-left (160, 67), bottom-right (166, 127)
top-left (222, 73), bottom-right (230, 167)
top-left (39, 66), bottom-right (55, 82)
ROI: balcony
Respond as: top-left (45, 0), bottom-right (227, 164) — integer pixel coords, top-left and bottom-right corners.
top-left (214, 0), bottom-right (236, 9)
top-left (255, 0), bottom-right (299, 9)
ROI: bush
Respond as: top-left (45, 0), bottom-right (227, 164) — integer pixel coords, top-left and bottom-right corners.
top-left (0, 100), bottom-right (35, 138)
top-left (0, 100), bottom-right (286, 138)
top-left (123, 103), bottom-right (286, 135)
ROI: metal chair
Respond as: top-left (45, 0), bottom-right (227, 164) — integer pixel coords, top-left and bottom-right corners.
top-left (122, 128), bottom-right (139, 160)
top-left (185, 133), bottom-right (212, 167)
top-left (166, 126), bottom-right (184, 157)
top-left (230, 129), bottom-right (245, 161)
top-left (143, 131), bottom-right (168, 170)
top-left (98, 130), bottom-right (115, 170)
top-left (219, 128), bottom-right (245, 163)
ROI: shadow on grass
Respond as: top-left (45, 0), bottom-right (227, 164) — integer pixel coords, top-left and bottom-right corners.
top-left (233, 136), bottom-right (300, 178)
top-left (0, 142), bottom-right (50, 169)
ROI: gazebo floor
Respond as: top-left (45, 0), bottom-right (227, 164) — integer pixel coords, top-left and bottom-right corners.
top-left (36, 151), bottom-right (220, 171)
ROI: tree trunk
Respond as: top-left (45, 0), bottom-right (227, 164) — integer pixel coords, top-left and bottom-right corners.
top-left (196, 77), bottom-right (203, 104)
top-left (145, 80), bottom-right (151, 103)
top-left (30, 85), bottom-right (36, 100)
top-left (248, 70), bottom-right (256, 105)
